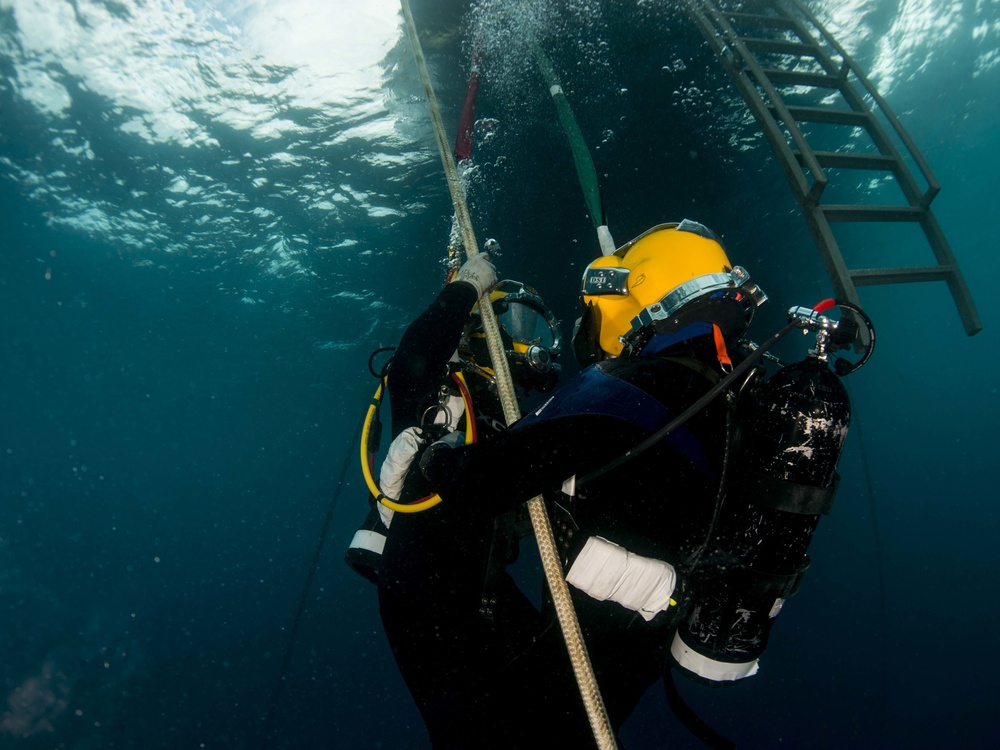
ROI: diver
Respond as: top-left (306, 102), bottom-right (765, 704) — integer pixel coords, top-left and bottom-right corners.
top-left (344, 250), bottom-right (566, 749)
top-left (420, 220), bottom-right (870, 746)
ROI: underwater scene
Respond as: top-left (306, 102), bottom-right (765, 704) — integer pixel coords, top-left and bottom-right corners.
top-left (2, 0), bottom-right (998, 748)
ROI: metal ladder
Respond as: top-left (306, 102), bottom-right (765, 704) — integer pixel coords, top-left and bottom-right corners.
top-left (680, 0), bottom-right (981, 336)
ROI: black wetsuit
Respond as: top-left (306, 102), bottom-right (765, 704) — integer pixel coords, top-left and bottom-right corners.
top-left (423, 330), bottom-right (734, 746)
top-left (377, 281), bottom-right (542, 749)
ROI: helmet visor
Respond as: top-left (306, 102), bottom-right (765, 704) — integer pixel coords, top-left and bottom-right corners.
top-left (494, 281), bottom-right (560, 352)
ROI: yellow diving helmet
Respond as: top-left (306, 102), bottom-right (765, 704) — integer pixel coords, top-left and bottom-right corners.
top-left (573, 220), bottom-right (766, 362)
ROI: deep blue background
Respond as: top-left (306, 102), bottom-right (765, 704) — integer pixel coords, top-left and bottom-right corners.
top-left (2, 1), bottom-right (998, 748)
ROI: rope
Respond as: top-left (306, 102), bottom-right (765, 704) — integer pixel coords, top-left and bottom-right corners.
top-left (853, 413), bottom-right (888, 748)
top-left (399, 3), bottom-right (617, 748)
top-left (259, 411), bottom-right (365, 749)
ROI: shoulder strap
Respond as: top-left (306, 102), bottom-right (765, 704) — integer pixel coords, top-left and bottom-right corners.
top-left (517, 363), bottom-right (672, 433)
top-left (659, 354), bottom-right (724, 386)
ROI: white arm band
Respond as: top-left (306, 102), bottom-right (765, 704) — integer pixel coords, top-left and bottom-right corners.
top-left (565, 536), bottom-right (677, 622)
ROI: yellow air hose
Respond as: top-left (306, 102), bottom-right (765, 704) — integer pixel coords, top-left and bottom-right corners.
top-left (360, 372), bottom-right (476, 513)
top-left (398, 2), bottom-right (618, 748)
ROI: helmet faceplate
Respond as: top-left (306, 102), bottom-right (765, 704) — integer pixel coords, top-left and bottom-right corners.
top-left (461, 280), bottom-right (562, 394)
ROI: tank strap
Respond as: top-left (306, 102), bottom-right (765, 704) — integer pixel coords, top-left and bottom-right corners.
top-left (742, 470), bottom-right (841, 515)
top-left (549, 492), bottom-right (579, 568)
top-left (744, 557), bottom-right (811, 601)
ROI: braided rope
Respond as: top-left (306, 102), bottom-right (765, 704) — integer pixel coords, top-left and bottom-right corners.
top-left (399, 2), bottom-right (616, 747)
top-left (527, 497), bottom-right (618, 749)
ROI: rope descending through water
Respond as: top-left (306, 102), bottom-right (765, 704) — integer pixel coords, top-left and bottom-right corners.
top-left (259, 411), bottom-right (365, 750)
top-left (398, 3), bottom-right (618, 748)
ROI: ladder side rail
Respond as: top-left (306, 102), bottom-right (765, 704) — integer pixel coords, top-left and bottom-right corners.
top-left (767, 0), bottom-right (933, 209)
top-left (695, 0), bottom-right (829, 203)
top-left (782, 0), bottom-right (941, 207)
top-left (800, 205), bottom-right (863, 307)
top-left (919, 211), bottom-right (984, 335)
top-left (681, 0), bottom-right (815, 202)
top-left (780, 0), bottom-right (980, 335)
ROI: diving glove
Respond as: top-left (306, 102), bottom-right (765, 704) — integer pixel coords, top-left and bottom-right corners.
top-left (452, 252), bottom-right (497, 297)
top-left (418, 430), bottom-right (465, 483)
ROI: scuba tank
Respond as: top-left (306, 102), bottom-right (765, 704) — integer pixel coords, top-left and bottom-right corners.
top-left (670, 301), bottom-right (873, 684)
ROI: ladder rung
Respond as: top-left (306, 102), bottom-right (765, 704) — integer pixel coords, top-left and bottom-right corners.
top-left (740, 37), bottom-right (818, 58)
top-left (727, 12), bottom-right (797, 31)
top-left (688, 0), bottom-right (981, 336)
top-left (779, 106), bottom-right (870, 126)
top-left (762, 69), bottom-right (842, 88)
top-left (821, 205), bottom-right (924, 222)
top-left (796, 151), bottom-right (898, 171)
top-left (850, 266), bottom-right (954, 285)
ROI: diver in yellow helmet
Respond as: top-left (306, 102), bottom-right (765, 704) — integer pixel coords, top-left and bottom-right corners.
top-left (419, 219), bottom-right (773, 746)
top-left (419, 219), bottom-right (873, 746)
top-left (573, 219), bottom-right (766, 364)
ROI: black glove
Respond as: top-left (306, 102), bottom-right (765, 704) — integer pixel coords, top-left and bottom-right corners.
top-left (418, 431), bottom-right (465, 484)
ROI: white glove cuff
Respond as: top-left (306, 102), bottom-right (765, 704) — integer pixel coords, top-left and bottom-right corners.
top-left (566, 536), bottom-right (677, 621)
top-left (379, 426), bottom-right (425, 506)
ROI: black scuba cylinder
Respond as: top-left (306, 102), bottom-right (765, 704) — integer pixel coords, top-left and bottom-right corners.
top-left (671, 355), bottom-right (851, 684)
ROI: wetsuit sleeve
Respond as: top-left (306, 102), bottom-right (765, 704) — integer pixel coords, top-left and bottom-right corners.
top-left (386, 281), bottom-right (478, 437)
top-left (425, 412), bottom-right (644, 518)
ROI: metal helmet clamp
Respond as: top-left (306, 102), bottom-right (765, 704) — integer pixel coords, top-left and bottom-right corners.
top-left (460, 280), bottom-right (563, 394)
top-left (573, 219), bottom-right (767, 363)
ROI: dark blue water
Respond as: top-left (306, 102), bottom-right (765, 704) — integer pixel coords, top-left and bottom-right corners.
top-left (2, 1), bottom-right (998, 748)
